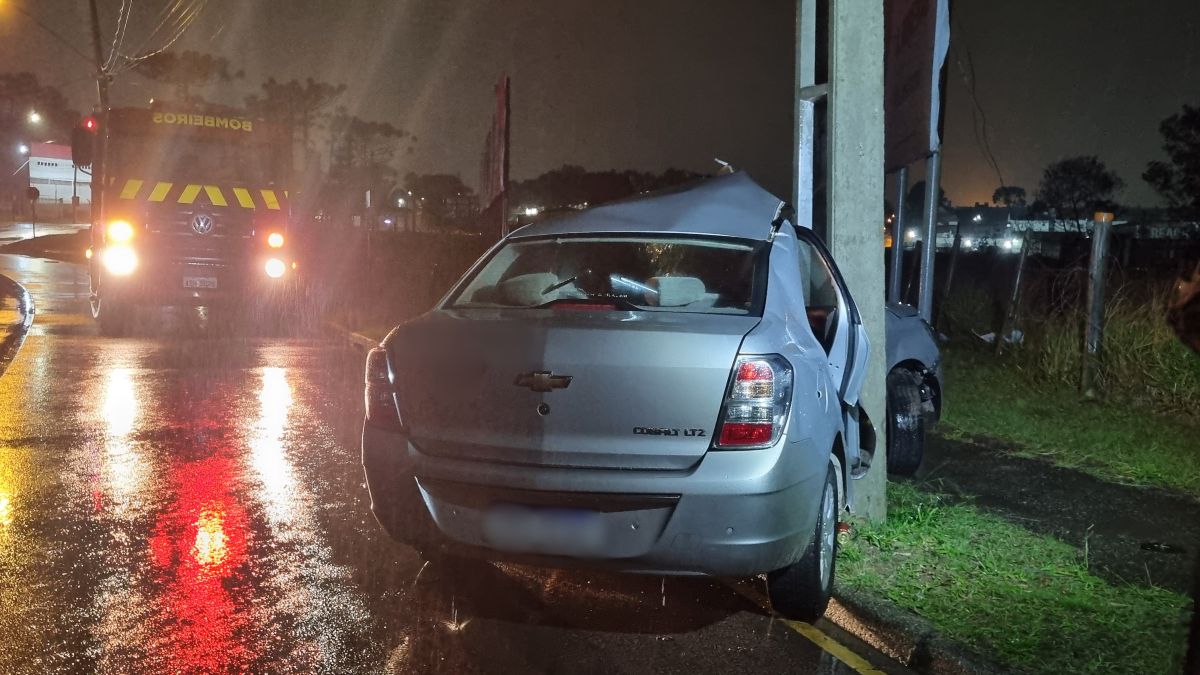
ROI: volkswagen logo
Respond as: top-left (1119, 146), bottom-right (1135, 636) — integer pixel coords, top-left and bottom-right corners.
top-left (191, 214), bottom-right (214, 235)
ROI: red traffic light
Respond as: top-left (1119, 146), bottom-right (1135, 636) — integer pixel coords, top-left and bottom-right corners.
top-left (83, 116), bottom-right (97, 131)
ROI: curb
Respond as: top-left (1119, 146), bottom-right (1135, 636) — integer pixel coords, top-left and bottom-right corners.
top-left (828, 585), bottom-right (1016, 675)
top-left (326, 321), bottom-right (381, 351)
top-left (0, 273), bottom-right (35, 380)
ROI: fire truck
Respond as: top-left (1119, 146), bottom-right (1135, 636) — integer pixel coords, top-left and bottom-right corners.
top-left (75, 104), bottom-right (296, 335)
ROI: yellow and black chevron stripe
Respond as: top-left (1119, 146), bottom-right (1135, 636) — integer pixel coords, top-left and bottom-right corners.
top-left (116, 179), bottom-right (286, 210)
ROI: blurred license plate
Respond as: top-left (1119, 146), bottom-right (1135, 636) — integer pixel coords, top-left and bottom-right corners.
top-left (183, 276), bottom-right (218, 289)
top-left (483, 504), bottom-right (605, 555)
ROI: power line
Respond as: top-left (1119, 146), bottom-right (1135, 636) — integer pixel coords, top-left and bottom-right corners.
top-left (950, 12), bottom-right (1007, 194)
top-left (103, 0), bottom-right (134, 73)
top-left (109, 0), bottom-right (209, 74)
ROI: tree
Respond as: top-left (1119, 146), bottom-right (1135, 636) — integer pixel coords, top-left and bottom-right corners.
top-left (133, 51), bottom-right (244, 103)
top-left (1144, 104), bottom-right (1200, 220)
top-left (328, 107), bottom-right (409, 170)
top-left (323, 108), bottom-right (411, 215)
top-left (991, 185), bottom-right (1027, 208)
top-left (904, 181), bottom-right (950, 219)
top-left (0, 72), bottom-right (78, 181)
top-left (1036, 156), bottom-right (1123, 225)
top-left (245, 77), bottom-right (346, 168)
top-left (510, 165), bottom-right (701, 211)
top-left (403, 173), bottom-right (475, 225)
top-left (0, 72), bottom-right (77, 137)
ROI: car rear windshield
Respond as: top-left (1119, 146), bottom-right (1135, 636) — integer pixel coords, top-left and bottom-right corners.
top-left (446, 235), bottom-right (766, 315)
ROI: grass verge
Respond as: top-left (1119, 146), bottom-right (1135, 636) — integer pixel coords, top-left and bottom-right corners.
top-left (940, 346), bottom-right (1200, 500)
top-left (838, 482), bottom-right (1192, 675)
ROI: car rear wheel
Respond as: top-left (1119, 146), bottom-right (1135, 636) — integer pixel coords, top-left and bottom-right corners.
top-left (767, 462), bottom-right (838, 622)
top-left (93, 295), bottom-right (132, 337)
top-left (886, 368), bottom-right (926, 476)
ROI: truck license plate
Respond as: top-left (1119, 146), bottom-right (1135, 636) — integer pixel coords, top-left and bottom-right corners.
top-left (183, 276), bottom-right (218, 289)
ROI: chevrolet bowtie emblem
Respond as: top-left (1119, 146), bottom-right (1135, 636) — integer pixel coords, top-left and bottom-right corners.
top-left (514, 371), bottom-right (572, 393)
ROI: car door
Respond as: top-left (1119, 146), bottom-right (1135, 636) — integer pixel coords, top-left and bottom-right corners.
top-left (794, 228), bottom-right (868, 407)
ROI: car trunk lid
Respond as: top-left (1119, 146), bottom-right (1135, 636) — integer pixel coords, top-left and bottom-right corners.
top-left (389, 310), bottom-right (758, 471)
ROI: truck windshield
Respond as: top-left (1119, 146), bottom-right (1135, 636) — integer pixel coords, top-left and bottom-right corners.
top-left (447, 235), bottom-right (766, 315)
top-left (110, 134), bottom-right (282, 185)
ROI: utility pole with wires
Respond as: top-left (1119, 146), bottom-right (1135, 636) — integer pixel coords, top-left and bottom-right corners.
top-left (80, 0), bottom-right (209, 257)
top-left (87, 0), bottom-right (112, 258)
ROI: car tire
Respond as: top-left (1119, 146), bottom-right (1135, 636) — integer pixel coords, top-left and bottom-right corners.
top-left (93, 295), bottom-right (132, 337)
top-left (767, 462), bottom-right (839, 622)
top-left (886, 368), bottom-right (925, 476)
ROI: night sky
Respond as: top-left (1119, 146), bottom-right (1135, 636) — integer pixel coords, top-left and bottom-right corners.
top-left (3, 0), bottom-right (1198, 206)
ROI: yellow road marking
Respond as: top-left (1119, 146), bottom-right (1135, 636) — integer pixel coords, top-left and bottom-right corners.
top-left (204, 185), bottom-right (228, 207)
top-left (119, 179), bottom-right (143, 200)
top-left (148, 182), bottom-right (173, 202)
top-left (231, 187), bottom-right (256, 209)
top-left (260, 189), bottom-right (280, 210)
top-left (727, 582), bottom-right (888, 675)
top-left (178, 184), bottom-right (201, 204)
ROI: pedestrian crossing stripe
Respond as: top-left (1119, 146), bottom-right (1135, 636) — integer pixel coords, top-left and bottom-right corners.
top-left (116, 178), bottom-right (285, 210)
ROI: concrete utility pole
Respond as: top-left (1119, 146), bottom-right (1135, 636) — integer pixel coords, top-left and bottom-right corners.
top-left (1081, 212), bottom-right (1114, 399)
top-left (792, 0), bottom-right (818, 232)
top-left (917, 149), bottom-right (941, 321)
top-left (888, 167), bottom-right (907, 304)
top-left (826, 0), bottom-right (887, 522)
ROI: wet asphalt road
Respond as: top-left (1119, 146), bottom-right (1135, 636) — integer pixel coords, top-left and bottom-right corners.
top-left (0, 254), bottom-right (904, 675)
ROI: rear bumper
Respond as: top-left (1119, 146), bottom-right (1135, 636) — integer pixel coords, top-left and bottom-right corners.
top-left (362, 424), bottom-right (826, 577)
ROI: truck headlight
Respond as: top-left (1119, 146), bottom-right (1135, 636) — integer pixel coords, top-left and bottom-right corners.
top-left (264, 258), bottom-right (286, 279)
top-left (102, 246), bottom-right (138, 276)
top-left (107, 220), bottom-right (135, 243)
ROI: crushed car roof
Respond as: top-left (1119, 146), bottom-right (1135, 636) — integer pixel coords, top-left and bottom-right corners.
top-left (508, 171), bottom-right (786, 242)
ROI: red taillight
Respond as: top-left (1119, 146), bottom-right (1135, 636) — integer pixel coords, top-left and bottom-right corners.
top-left (737, 361), bottom-right (774, 382)
top-left (365, 347), bottom-right (404, 430)
top-left (715, 355), bottom-right (793, 449)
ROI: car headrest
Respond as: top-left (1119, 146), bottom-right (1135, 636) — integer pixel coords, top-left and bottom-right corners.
top-left (497, 273), bottom-right (559, 306)
top-left (648, 276), bottom-right (706, 307)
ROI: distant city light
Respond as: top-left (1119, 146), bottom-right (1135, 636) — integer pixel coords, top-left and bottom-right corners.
top-left (1002, 239), bottom-right (1014, 250)
top-left (397, 198), bottom-right (406, 207)
top-left (28, 111), bottom-right (42, 124)
top-left (962, 238), bottom-right (973, 248)
top-left (905, 228), bottom-right (917, 240)
top-left (524, 206), bottom-right (541, 217)
top-left (383, 218), bottom-right (394, 225)
top-left (972, 214), bottom-right (983, 222)
top-left (17, 143), bottom-right (29, 155)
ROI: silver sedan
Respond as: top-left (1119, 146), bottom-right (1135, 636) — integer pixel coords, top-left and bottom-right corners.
top-left (362, 172), bottom-right (875, 621)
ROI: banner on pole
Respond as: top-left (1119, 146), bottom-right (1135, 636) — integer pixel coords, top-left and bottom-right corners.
top-left (884, 0), bottom-right (949, 171)
top-left (478, 75), bottom-right (511, 239)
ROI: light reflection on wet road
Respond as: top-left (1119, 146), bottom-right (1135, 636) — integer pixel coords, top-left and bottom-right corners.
top-left (0, 254), bottom-right (899, 674)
